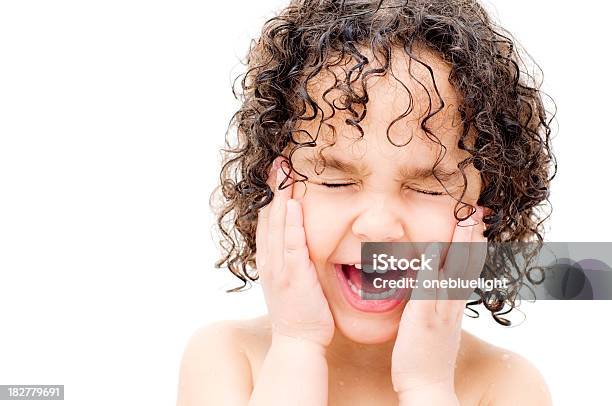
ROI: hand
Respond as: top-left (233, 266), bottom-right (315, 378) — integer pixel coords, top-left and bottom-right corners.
top-left (256, 157), bottom-right (335, 348)
top-left (391, 206), bottom-right (488, 399)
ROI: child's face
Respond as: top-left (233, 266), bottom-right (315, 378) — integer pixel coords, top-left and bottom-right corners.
top-left (290, 46), bottom-right (482, 344)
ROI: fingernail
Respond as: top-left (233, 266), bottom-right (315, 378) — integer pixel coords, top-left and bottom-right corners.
top-left (472, 206), bottom-right (482, 218)
top-left (269, 158), bottom-right (280, 181)
top-left (272, 157), bottom-right (282, 170)
top-left (477, 206), bottom-right (488, 231)
top-left (276, 167), bottom-right (284, 189)
top-left (477, 205), bottom-right (484, 218)
top-left (458, 210), bottom-right (478, 226)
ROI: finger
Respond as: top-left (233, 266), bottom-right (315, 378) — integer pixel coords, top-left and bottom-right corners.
top-left (408, 242), bottom-right (441, 317)
top-left (437, 265), bottom-right (449, 301)
top-left (435, 268), bottom-right (458, 321)
top-left (256, 158), bottom-right (281, 274)
top-left (266, 164), bottom-right (294, 277)
top-left (448, 206), bottom-right (487, 321)
top-left (436, 207), bottom-right (477, 316)
top-left (461, 205), bottom-right (487, 290)
top-left (464, 205), bottom-right (488, 303)
top-left (284, 199), bottom-right (310, 271)
top-left (258, 157), bottom-right (285, 221)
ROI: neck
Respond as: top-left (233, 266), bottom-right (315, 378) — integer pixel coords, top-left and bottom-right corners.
top-left (326, 327), bottom-right (395, 374)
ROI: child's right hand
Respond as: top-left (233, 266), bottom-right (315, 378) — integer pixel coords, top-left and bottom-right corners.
top-left (255, 157), bottom-right (335, 348)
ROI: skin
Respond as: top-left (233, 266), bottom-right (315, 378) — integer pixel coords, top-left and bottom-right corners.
top-left (176, 47), bottom-right (553, 406)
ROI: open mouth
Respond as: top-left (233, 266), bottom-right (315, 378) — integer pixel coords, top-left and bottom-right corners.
top-left (335, 262), bottom-right (410, 312)
top-left (341, 263), bottom-right (398, 298)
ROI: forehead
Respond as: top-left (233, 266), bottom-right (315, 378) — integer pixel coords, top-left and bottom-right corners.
top-left (291, 45), bottom-right (470, 164)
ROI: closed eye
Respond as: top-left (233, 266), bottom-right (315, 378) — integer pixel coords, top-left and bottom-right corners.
top-left (405, 187), bottom-right (445, 196)
top-left (321, 182), bottom-right (355, 189)
top-left (321, 182), bottom-right (445, 196)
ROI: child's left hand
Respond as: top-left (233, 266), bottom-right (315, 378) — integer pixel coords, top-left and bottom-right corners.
top-left (391, 206), bottom-right (487, 403)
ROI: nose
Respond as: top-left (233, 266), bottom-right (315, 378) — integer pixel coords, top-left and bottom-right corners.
top-left (351, 196), bottom-right (406, 242)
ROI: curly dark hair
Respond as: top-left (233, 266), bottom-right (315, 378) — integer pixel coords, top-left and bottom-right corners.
top-left (210, 0), bottom-right (557, 326)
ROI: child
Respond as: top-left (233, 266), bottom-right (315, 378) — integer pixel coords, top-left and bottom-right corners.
top-left (177, 0), bottom-right (556, 404)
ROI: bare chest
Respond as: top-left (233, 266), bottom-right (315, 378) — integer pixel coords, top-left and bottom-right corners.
top-left (326, 374), bottom-right (482, 406)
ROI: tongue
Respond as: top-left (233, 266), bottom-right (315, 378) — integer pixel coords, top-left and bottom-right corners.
top-left (344, 264), bottom-right (410, 295)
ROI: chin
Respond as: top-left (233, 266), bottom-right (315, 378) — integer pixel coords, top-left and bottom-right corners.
top-left (324, 262), bottom-right (410, 344)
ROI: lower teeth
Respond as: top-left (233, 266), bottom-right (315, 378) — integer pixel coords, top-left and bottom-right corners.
top-left (347, 277), bottom-right (397, 300)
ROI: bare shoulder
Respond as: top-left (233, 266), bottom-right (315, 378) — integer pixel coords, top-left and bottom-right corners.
top-left (461, 331), bottom-right (553, 406)
top-left (176, 316), bottom-right (272, 406)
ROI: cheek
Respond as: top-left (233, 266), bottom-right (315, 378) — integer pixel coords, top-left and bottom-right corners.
top-left (301, 203), bottom-right (344, 263)
top-left (404, 201), bottom-right (458, 241)
top-left (292, 182), bottom-right (345, 262)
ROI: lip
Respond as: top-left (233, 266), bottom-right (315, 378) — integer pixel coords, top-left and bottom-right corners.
top-left (334, 263), bottom-right (406, 313)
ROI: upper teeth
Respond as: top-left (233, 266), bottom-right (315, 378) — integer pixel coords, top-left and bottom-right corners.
top-left (351, 263), bottom-right (362, 270)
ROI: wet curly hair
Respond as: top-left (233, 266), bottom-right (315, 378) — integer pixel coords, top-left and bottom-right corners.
top-left (210, 0), bottom-right (557, 326)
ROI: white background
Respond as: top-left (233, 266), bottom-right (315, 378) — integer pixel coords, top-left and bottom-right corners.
top-left (0, 1), bottom-right (610, 405)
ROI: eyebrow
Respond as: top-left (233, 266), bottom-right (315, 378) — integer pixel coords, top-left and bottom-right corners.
top-left (302, 154), bottom-right (462, 182)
